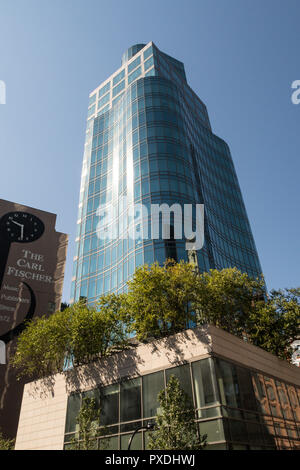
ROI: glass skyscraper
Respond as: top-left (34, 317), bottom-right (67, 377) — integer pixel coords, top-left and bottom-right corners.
top-left (70, 42), bottom-right (262, 304)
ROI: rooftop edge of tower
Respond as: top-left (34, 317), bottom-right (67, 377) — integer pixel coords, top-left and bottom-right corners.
top-left (121, 44), bottom-right (146, 65)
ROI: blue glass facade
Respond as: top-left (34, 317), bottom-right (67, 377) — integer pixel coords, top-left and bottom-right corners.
top-left (71, 42), bottom-right (262, 304)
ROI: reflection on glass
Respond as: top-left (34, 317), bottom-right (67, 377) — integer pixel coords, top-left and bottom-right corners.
top-left (215, 359), bottom-right (241, 411)
top-left (199, 419), bottom-right (225, 442)
top-left (100, 384), bottom-right (119, 426)
top-left (236, 366), bottom-right (257, 412)
top-left (143, 371), bottom-right (164, 418)
top-left (264, 377), bottom-right (283, 418)
top-left (65, 394), bottom-right (81, 433)
top-left (121, 432), bottom-right (142, 450)
top-left (192, 358), bottom-right (219, 415)
top-left (166, 364), bottom-right (193, 400)
top-left (120, 378), bottom-right (141, 422)
top-left (101, 435), bottom-right (119, 450)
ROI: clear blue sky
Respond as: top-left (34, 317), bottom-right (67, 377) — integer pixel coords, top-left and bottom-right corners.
top-left (0, 0), bottom-right (299, 301)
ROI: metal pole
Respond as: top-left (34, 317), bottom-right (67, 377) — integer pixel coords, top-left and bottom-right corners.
top-left (127, 422), bottom-right (154, 450)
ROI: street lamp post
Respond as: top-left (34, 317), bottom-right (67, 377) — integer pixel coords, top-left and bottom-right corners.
top-left (127, 422), bottom-right (155, 450)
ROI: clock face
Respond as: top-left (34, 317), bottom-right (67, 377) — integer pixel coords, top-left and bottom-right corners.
top-left (0, 212), bottom-right (45, 243)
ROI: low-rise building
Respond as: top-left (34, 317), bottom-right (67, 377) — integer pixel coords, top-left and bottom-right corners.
top-left (15, 325), bottom-right (300, 450)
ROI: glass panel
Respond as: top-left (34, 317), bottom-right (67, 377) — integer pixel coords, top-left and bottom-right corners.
top-left (82, 388), bottom-right (100, 407)
top-left (87, 105), bottom-right (95, 119)
top-left (145, 68), bottom-right (155, 77)
top-left (244, 411), bottom-right (260, 422)
top-left (121, 421), bottom-right (142, 432)
top-left (121, 432), bottom-right (142, 450)
top-left (236, 366), bottom-right (257, 412)
top-left (100, 384), bottom-right (119, 426)
top-left (144, 430), bottom-right (152, 450)
top-left (215, 359), bottom-right (241, 412)
top-left (144, 56), bottom-right (154, 71)
top-left (64, 443), bottom-right (74, 450)
top-left (246, 422), bottom-right (263, 445)
top-left (82, 389), bottom-right (101, 428)
top-left (97, 104), bottom-right (110, 116)
top-left (100, 425), bottom-right (118, 436)
top-left (112, 92), bottom-right (124, 107)
top-left (99, 81), bottom-right (111, 98)
top-left (120, 378), bottom-right (141, 422)
top-left (261, 416), bottom-right (276, 447)
top-left (98, 93), bottom-right (110, 109)
top-left (205, 443), bottom-right (227, 450)
top-left (199, 407), bottom-right (221, 418)
top-left (251, 372), bottom-right (271, 415)
top-left (128, 66), bottom-right (141, 85)
top-left (166, 364), bottom-right (193, 401)
top-left (81, 438), bottom-right (97, 450)
top-left (100, 435), bottom-right (119, 450)
top-left (143, 371), bottom-right (164, 418)
top-left (65, 394), bottom-right (81, 433)
top-left (112, 80), bottom-right (125, 97)
top-left (229, 419), bottom-right (248, 443)
top-left (89, 93), bottom-right (96, 106)
top-left (192, 359), bottom-right (219, 415)
top-left (143, 46), bottom-right (153, 60)
top-left (287, 385), bottom-right (300, 421)
top-left (199, 419), bottom-right (225, 442)
top-left (264, 377), bottom-right (283, 418)
top-left (274, 419), bottom-right (288, 439)
top-left (128, 55), bottom-right (141, 74)
top-left (276, 381), bottom-right (294, 420)
top-left (113, 69), bottom-right (125, 86)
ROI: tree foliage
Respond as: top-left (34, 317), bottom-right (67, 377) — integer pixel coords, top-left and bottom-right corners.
top-left (124, 260), bottom-right (199, 341)
top-left (13, 262), bottom-right (300, 379)
top-left (13, 307), bottom-right (70, 379)
top-left (0, 430), bottom-right (14, 450)
top-left (246, 288), bottom-right (300, 360)
top-left (148, 375), bottom-right (206, 450)
top-left (60, 302), bottom-right (69, 312)
top-left (13, 295), bottom-right (128, 379)
top-left (195, 267), bottom-right (266, 336)
top-left (69, 397), bottom-right (103, 450)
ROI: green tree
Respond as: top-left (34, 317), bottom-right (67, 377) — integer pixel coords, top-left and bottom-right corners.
top-left (12, 262), bottom-right (300, 379)
top-left (148, 375), bottom-right (206, 450)
top-left (13, 295), bottom-right (128, 379)
top-left (195, 267), bottom-right (265, 336)
top-left (125, 260), bottom-right (199, 341)
top-left (246, 288), bottom-right (300, 360)
top-left (60, 302), bottom-right (70, 312)
top-left (67, 294), bottom-right (128, 366)
top-left (13, 307), bottom-right (70, 379)
top-left (0, 430), bottom-right (14, 450)
top-left (69, 397), bottom-right (106, 450)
